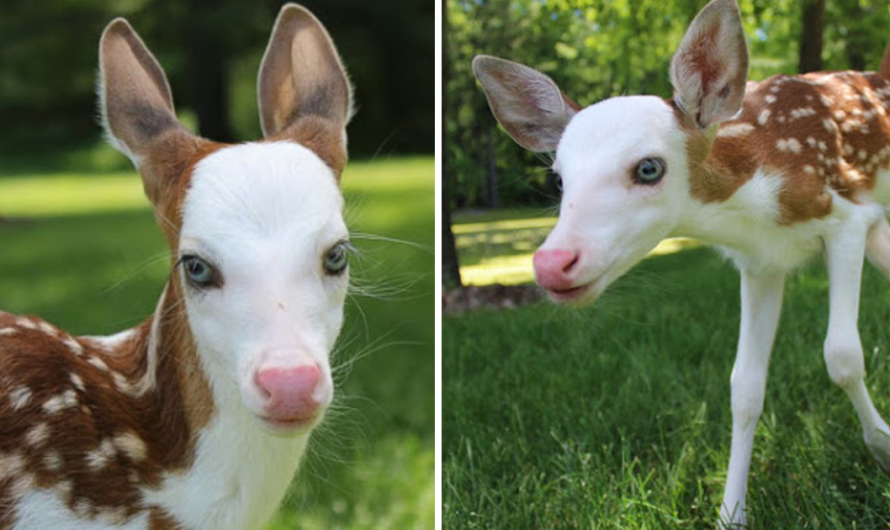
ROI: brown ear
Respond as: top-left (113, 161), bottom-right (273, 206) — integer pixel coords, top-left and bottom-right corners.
top-left (670, 0), bottom-right (748, 129)
top-left (258, 4), bottom-right (352, 172)
top-left (472, 55), bottom-right (580, 153)
top-left (98, 18), bottom-right (202, 205)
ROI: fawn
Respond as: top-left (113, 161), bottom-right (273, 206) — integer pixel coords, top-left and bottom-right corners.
top-left (0, 4), bottom-right (353, 528)
top-left (474, 0), bottom-right (890, 526)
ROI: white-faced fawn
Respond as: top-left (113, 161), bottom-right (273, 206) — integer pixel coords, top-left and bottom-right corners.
top-left (0, 4), bottom-right (354, 528)
top-left (475, 0), bottom-right (890, 526)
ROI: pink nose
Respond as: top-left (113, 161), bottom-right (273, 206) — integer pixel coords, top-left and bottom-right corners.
top-left (533, 249), bottom-right (580, 291)
top-left (256, 365), bottom-right (322, 421)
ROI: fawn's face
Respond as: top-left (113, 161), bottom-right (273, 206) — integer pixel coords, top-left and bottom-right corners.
top-left (179, 142), bottom-right (347, 433)
top-left (537, 96), bottom-right (689, 304)
top-left (99, 5), bottom-right (353, 434)
top-left (475, 0), bottom-right (748, 305)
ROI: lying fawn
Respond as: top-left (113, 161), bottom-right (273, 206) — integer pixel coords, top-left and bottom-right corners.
top-left (0, 4), bottom-right (353, 528)
top-left (475, 0), bottom-right (890, 526)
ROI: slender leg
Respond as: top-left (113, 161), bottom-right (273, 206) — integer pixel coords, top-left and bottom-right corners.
top-left (827, 222), bottom-right (890, 471)
top-left (719, 270), bottom-right (785, 528)
top-left (866, 216), bottom-right (890, 279)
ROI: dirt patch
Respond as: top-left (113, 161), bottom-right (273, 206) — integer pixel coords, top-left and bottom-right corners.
top-left (443, 284), bottom-right (543, 314)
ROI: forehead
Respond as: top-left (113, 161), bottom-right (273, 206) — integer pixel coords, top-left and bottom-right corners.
top-left (181, 141), bottom-right (344, 245)
top-left (555, 96), bottom-right (678, 172)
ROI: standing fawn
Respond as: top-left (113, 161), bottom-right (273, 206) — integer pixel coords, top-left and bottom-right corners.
top-left (0, 4), bottom-right (353, 528)
top-left (475, 0), bottom-right (890, 526)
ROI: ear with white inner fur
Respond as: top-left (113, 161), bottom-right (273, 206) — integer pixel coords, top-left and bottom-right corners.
top-left (99, 18), bottom-right (200, 206)
top-left (258, 4), bottom-right (352, 142)
top-left (473, 55), bottom-right (580, 152)
top-left (670, 0), bottom-right (748, 129)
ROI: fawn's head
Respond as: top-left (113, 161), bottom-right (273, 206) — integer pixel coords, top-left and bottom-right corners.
top-left (98, 4), bottom-right (352, 433)
top-left (474, 0), bottom-right (748, 304)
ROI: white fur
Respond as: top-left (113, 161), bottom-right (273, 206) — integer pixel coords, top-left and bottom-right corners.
top-left (14, 489), bottom-right (149, 529)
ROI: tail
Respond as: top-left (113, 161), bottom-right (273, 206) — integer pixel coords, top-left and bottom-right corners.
top-left (881, 42), bottom-right (890, 79)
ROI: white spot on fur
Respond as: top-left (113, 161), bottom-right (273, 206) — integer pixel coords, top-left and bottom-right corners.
top-left (0, 452), bottom-right (25, 479)
top-left (718, 123), bottom-right (756, 137)
top-left (806, 137), bottom-right (816, 148)
top-left (25, 423), bottom-right (50, 446)
top-left (87, 356), bottom-right (109, 372)
top-left (10, 386), bottom-right (32, 410)
top-left (859, 150), bottom-right (868, 160)
top-left (37, 322), bottom-right (56, 335)
top-left (0, 327), bottom-right (17, 337)
top-left (16, 318), bottom-right (37, 330)
top-left (758, 109), bottom-right (771, 126)
top-left (804, 165), bottom-right (815, 174)
top-left (776, 138), bottom-right (802, 154)
top-left (42, 390), bottom-right (78, 413)
top-left (765, 94), bottom-right (776, 104)
top-left (85, 438), bottom-right (116, 470)
top-left (834, 110), bottom-right (847, 121)
top-left (64, 337), bottom-right (84, 356)
top-left (112, 372), bottom-right (136, 395)
top-left (70, 373), bottom-right (86, 392)
top-left (44, 451), bottom-right (63, 472)
top-left (113, 431), bottom-right (148, 462)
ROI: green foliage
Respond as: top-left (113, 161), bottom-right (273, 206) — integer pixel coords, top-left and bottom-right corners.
top-left (0, 0), bottom-right (433, 156)
top-left (0, 157), bottom-right (434, 529)
top-left (444, 246), bottom-right (890, 528)
top-left (446, 0), bottom-right (890, 209)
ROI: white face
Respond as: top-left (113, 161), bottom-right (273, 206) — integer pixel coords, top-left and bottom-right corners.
top-left (179, 142), bottom-right (348, 434)
top-left (535, 96), bottom-right (690, 305)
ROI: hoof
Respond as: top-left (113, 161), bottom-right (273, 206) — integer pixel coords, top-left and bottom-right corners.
top-left (864, 425), bottom-right (890, 474)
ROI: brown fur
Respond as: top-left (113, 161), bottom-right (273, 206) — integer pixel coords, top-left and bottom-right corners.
top-left (0, 286), bottom-right (212, 526)
top-left (677, 70), bottom-right (890, 224)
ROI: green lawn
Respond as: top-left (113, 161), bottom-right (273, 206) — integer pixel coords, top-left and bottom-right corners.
top-left (444, 237), bottom-right (890, 528)
top-left (0, 156), bottom-right (434, 529)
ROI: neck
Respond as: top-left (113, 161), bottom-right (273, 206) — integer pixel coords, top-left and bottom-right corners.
top-left (123, 277), bottom-right (310, 528)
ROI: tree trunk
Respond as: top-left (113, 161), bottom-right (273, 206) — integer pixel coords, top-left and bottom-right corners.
top-left (487, 125), bottom-right (499, 209)
top-left (798, 0), bottom-right (824, 73)
top-left (442, 3), bottom-right (462, 288)
top-left (186, 0), bottom-right (234, 142)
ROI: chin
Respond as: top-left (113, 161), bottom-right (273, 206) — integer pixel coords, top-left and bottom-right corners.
top-left (542, 276), bottom-right (608, 307)
top-left (256, 413), bottom-right (323, 436)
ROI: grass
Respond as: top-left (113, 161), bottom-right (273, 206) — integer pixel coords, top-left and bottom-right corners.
top-left (444, 215), bottom-right (890, 528)
top-left (0, 156), bottom-right (434, 529)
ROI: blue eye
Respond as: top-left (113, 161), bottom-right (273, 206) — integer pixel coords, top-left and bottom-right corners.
top-left (182, 256), bottom-right (218, 288)
top-left (634, 157), bottom-right (666, 184)
top-left (324, 242), bottom-right (349, 275)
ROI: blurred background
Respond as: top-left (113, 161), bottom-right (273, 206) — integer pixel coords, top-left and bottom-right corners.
top-left (0, 1), bottom-right (433, 528)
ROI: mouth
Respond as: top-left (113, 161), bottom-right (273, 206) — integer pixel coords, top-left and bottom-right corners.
top-left (543, 275), bottom-right (606, 306)
top-left (257, 414), bottom-right (321, 434)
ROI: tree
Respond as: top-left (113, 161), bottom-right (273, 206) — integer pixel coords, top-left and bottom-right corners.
top-left (798, 0), bottom-right (825, 73)
top-left (443, 3), bottom-right (463, 288)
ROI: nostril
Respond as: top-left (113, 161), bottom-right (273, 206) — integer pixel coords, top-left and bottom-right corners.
top-left (562, 252), bottom-right (580, 273)
top-left (256, 365), bottom-right (323, 418)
